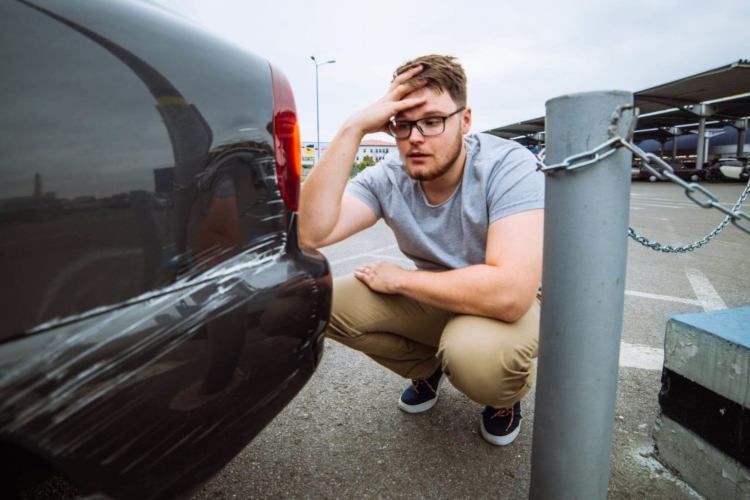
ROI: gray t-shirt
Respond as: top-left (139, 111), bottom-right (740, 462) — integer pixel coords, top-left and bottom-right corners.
top-left (345, 132), bottom-right (544, 271)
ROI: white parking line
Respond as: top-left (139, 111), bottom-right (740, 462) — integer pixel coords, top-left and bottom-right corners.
top-left (686, 268), bottom-right (727, 311)
top-left (632, 200), bottom-right (746, 209)
top-left (631, 202), bottom-right (688, 209)
top-left (328, 244), bottom-right (399, 265)
top-left (625, 290), bottom-right (701, 307)
top-left (620, 342), bottom-right (663, 371)
top-left (365, 253), bottom-right (414, 265)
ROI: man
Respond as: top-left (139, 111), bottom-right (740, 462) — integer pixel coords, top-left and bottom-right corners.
top-left (298, 55), bottom-right (544, 446)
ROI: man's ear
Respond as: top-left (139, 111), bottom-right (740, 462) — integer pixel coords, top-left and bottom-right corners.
top-left (462, 106), bottom-right (472, 134)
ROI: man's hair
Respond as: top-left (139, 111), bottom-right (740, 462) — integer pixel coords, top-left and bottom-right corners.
top-left (394, 55), bottom-right (467, 108)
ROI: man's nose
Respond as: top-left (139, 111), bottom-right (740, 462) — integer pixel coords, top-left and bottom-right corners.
top-left (408, 124), bottom-right (425, 143)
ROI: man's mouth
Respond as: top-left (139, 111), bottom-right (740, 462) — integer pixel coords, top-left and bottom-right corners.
top-left (407, 152), bottom-right (431, 159)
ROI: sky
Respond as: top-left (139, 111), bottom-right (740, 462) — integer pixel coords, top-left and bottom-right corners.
top-left (155, 0), bottom-right (749, 144)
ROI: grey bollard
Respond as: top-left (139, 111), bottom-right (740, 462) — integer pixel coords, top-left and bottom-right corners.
top-left (529, 91), bottom-right (634, 499)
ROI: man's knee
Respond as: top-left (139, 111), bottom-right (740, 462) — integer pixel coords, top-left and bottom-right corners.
top-left (438, 316), bottom-right (538, 407)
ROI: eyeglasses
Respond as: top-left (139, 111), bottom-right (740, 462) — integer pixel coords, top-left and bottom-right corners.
top-left (387, 107), bottom-right (465, 139)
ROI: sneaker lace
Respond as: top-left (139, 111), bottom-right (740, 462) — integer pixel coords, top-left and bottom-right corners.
top-left (410, 378), bottom-right (436, 395)
top-left (491, 407), bottom-right (515, 431)
top-left (492, 407), bottom-right (512, 418)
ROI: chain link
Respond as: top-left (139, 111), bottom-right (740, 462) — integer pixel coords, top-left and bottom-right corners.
top-left (536, 115), bottom-right (750, 251)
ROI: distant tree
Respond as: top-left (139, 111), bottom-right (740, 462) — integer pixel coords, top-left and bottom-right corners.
top-left (353, 154), bottom-right (376, 173)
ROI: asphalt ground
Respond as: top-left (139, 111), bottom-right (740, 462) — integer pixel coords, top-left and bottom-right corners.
top-left (194, 181), bottom-right (750, 499)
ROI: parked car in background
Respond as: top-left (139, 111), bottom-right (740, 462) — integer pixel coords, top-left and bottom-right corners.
top-left (631, 164), bottom-right (655, 182)
top-left (0, 0), bottom-right (331, 498)
top-left (631, 159), bottom-right (702, 182)
top-left (704, 157), bottom-right (750, 182)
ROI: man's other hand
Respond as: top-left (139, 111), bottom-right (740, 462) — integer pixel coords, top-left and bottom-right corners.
top-left (354, 261), bottom-right (408, 294)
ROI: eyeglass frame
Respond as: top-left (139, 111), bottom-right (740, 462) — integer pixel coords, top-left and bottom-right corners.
top-left (387, 106), bottom-right (466, 139)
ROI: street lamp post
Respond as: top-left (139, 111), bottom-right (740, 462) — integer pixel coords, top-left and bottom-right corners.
top-left (311, 56), bottom-right (335, 163)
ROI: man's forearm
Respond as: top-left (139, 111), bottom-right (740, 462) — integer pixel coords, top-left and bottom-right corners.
top-left (298, 123), bottom-right (364, 247)
top-left (394, 265), bottom-right (536, 322)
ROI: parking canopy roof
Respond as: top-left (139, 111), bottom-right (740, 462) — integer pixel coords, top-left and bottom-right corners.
top-left (633, 94), bottom-right (750, 145)
top-left (486, 60), bottom-right (750, 141)
top-left (486, 117), bottom-right (544, 140)
top-left (636, 60), bottom-right (750, 114)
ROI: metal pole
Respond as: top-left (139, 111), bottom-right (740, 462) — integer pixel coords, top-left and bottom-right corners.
top-left (530, 90), bottom-right (633, 500)
top-left (737, 118), bottom-right (747, 158)
top-left (667, 127), bottom-right (680, 161)
top-left (696, 116), bottom-right (707, 169)
top-left (311, 56), bottom-right (335, 164)
top-left (312, 56), bottom-right (321, 163)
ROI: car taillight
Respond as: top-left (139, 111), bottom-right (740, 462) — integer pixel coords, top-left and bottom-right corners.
top-left (270, 64), bottom-right (301, 212)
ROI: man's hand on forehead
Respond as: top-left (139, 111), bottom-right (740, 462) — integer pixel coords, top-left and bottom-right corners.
top-left (344, 65), bottom-right (428, 136)
top-left (388, 66), bottom-right (431, 120)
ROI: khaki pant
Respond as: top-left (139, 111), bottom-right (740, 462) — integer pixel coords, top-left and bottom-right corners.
top-left (325, 275), bottom-right (540, 408)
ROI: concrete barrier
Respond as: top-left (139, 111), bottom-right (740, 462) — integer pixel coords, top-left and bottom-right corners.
top-left (654, 306), bottom-right (750, 498)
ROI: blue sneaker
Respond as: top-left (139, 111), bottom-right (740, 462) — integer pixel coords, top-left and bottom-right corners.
top-left (480, 401), bottom-right (522, 446)
top-left (398, 366), bottom-right (443, 413)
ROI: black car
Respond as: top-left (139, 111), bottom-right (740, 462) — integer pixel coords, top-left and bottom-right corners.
top-left (0, 0), bottom-right (331, 498)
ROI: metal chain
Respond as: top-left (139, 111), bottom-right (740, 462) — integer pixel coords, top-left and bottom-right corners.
top-left (625, 163), bottom-right (750, 252)
top-left (536, 122), bottom-right (750, 251)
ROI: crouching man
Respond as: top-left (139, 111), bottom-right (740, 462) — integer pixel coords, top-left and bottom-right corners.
top-left (298, 54), bottom-right (544, 446)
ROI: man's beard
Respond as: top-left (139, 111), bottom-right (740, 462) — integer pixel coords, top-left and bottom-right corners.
top-left (407, 131), bottom-right (464, 181)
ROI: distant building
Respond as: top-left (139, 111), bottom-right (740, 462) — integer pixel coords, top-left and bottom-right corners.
top-left (301, 139), bottom-right (398, 172)
top-left (355, 140), bottom-right (397, 164)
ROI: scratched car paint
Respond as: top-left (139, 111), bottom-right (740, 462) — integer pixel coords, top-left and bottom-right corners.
top-left (0, 0), bottom-right (331, 498)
